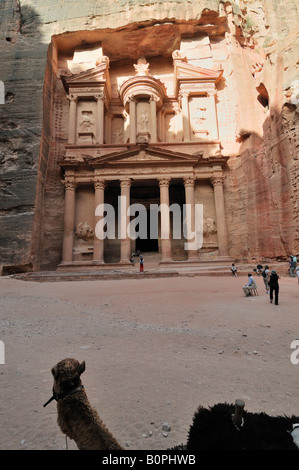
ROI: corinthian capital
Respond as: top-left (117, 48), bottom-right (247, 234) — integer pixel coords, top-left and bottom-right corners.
top-left (120, 178), bottom-right (132, 189)
top-left (94, 178), bottom-right (106, 190)
top-left (183, 176), bottom-right (195, 188)
top-left (158, 177), bottom-right (171, 188)
top-left (63, 177), bottom-right (76, 190)
top-left (211, 175), bottom-right (225, 187)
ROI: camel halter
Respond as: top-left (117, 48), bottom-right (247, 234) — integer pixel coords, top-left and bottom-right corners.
top-left (43, 385), bottom-right (84, 407)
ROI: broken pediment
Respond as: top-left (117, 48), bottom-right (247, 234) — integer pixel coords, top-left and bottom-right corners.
top-left (61, 56), bottom-right (111, 98)
top-left (173, 52), bottom-right (223, 96)
top-left (83, 146), bottom-right (200, 168)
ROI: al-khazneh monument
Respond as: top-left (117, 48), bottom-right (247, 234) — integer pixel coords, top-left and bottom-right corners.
top-left (0, 0), bottom-right (298, 273)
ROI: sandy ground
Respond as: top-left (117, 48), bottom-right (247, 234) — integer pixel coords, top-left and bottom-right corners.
top-left (1, 271), bottom-right (299, 451)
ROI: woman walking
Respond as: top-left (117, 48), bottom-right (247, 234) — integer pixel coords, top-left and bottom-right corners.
top-left (268, 269), bottom-right (279, 305)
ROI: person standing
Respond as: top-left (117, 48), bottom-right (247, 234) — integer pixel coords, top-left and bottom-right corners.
top-left (139, 254), bottom-right (144, 272)
top-left (268, 269), bottom-right (279, 305)
top-left (296, 266), bottom-right (299, 285)
top-left (262, 265), bottom-right (270, 293)
top-left (289, 256), bottom-right (295, 277)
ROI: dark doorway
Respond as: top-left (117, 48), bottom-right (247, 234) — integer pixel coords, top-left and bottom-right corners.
top-left (135, 208), bottom-right (159, 252)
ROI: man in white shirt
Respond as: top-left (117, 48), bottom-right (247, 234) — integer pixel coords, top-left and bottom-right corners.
top-left (242, 273), bottom-right (255, 296)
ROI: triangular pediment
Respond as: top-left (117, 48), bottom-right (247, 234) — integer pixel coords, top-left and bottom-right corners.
top-left (61, 58), bottom-right (111, 95)
top-left (174, 61), bottom-right (222, 82)
top-left (83, 146), bottom-right (201, 167)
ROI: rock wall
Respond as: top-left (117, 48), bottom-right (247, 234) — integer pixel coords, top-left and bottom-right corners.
top-left (0, 0), bottom-right (298, 271)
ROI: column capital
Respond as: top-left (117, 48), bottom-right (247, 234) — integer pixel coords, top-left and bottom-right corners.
top-left (94, 178), bottom-right (106, 190)
top-left (183, 176), bottom-right (195, 188)
top-left (94, 92), bottom-right (105, 101)
top-left (127, 94), bottom-right (136, 103)
top-left (179, 90), bottom-right (190, 99)
top-left (120, 178), bottom-right (132, 189)
top-left (206, 90), bottom-right (217, 98)
top-left (149, 94), bottom-right (159, 103)
top-left (211, 175), bottom-right (225, 187)
top-left (67, 93), bottom-right (78, 102)
top-left (63, 177), bottom-right (76, 190)
top-left (158, 177), bottom-right (171, 188)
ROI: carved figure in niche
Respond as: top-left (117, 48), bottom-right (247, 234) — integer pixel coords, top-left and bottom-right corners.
top-left (167, 114), bottom-right (177, 141)
top-left (203, 218), bottom-right (217, 237)
top-left (75, 222), bottom-right (94, 241)
top-left (194, 107), bottom-right (207, 127)
top-left (134, 57), bottom-right (150, 76)
top-left (79, 111), bottom-right (95, 131)
top-left (138, 111), bottom-right (149, 132)
top-left (112, 127), bottom-right (123, 144)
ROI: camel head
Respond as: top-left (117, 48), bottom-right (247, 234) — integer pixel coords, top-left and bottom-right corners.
top-left (51, 358), bottom-right (86, 396)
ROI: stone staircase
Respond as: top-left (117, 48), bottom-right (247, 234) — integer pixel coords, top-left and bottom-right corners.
top-left (9, 257), bottom-right (290, 283)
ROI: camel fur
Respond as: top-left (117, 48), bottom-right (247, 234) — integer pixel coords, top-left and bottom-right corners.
top-left (50, 358), bottom-right (123, 450)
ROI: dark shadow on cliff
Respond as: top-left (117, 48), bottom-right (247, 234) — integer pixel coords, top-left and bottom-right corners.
top-left (0, 3), bottom-right (47, 273)
top-left (225, 96), bottom-right (298, 263)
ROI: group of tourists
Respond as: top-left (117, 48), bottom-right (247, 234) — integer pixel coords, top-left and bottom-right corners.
top-left (232, 257), bottom-right (299, 306)
top-left (130, 252), bottom-right (144, 272)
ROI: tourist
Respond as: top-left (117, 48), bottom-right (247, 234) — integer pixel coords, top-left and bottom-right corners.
top-left (293, 255), bottom-right (297, 270)
top-left (262, 265), bottom-right (270, 293)
top-left (139, 254), bottom-right (144, 272)
top-left (296, 267), bottom-right (299, 285)
top-left (256, 263), bottom-right (263, 276)
top-left (231, 263), bottom-right (237, 277)
top-left (289, 256), bottom-right (295, 277)
top-left (242, 273), bottom-right (255, 297)
top-left (268, 269), bottom-right (279, 305)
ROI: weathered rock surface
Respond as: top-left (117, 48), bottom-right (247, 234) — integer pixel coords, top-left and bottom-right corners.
top-left (0, 0), bottom-right (298, 271)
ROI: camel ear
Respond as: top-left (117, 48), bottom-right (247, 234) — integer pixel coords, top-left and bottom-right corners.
top-left (51, 365), bottom-right (58, 378)
top-left (78, 361), bottom-right (86, 376)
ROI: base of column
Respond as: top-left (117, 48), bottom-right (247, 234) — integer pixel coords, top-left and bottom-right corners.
top-left (119, 259), bottom-right (132, 266)
top-left (187, 250), bottom-right (199, 260)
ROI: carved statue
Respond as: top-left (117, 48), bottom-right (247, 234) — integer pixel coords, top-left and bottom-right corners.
top-left (203, 218), bottom-right (217, 237)
top-left (138, 111), bottom-right (149, 132)
top-left (194, 107), bottom-right (207, 127)
top-left (172, 50), bottom-right (188, 62)
top-left (75, 222), bottom-right (94, 241)
top-left (112, 127), bottom-right (123, 143)
top-left (134, 57), bottom-right (150, 76)
top-left (79, 111), bottom-right (95, 130)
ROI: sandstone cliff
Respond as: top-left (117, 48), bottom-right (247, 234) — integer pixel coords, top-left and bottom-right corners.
top-left (0, 0), bottom-right (298, 271)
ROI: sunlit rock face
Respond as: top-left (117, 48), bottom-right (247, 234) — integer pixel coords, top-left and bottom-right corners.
top-left (0, 0), bottom-right (298, 272)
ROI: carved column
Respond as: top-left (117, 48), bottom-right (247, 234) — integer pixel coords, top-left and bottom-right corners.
top-left (207, 91), bottom-right (218, 140)
top-left (128, 96), bottom-right (136, 144)
top-left (180, 91), bottom-right (191, 142)
top-left (158, 177), bottom-right (172, 262)
top-left (62, 178), bottom-right (76, 263)
top-left (67, 94), bottom-right (78, 145)
top-left (93, 178), bottom-right (105, 263)
top-left (183, 176), bottom-right (198, 259)
top-left (120, 179), bottom-right (132, 263)
top-left (95, 93), bottom-right (105, 144)
top-left (211, 175), bottom-right (229, 258)
top-left (149, 95), bottom-right (158, 142)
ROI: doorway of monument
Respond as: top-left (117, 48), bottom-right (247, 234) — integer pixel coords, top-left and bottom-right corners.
top-left (130, 180), bottom-right (159, 253)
